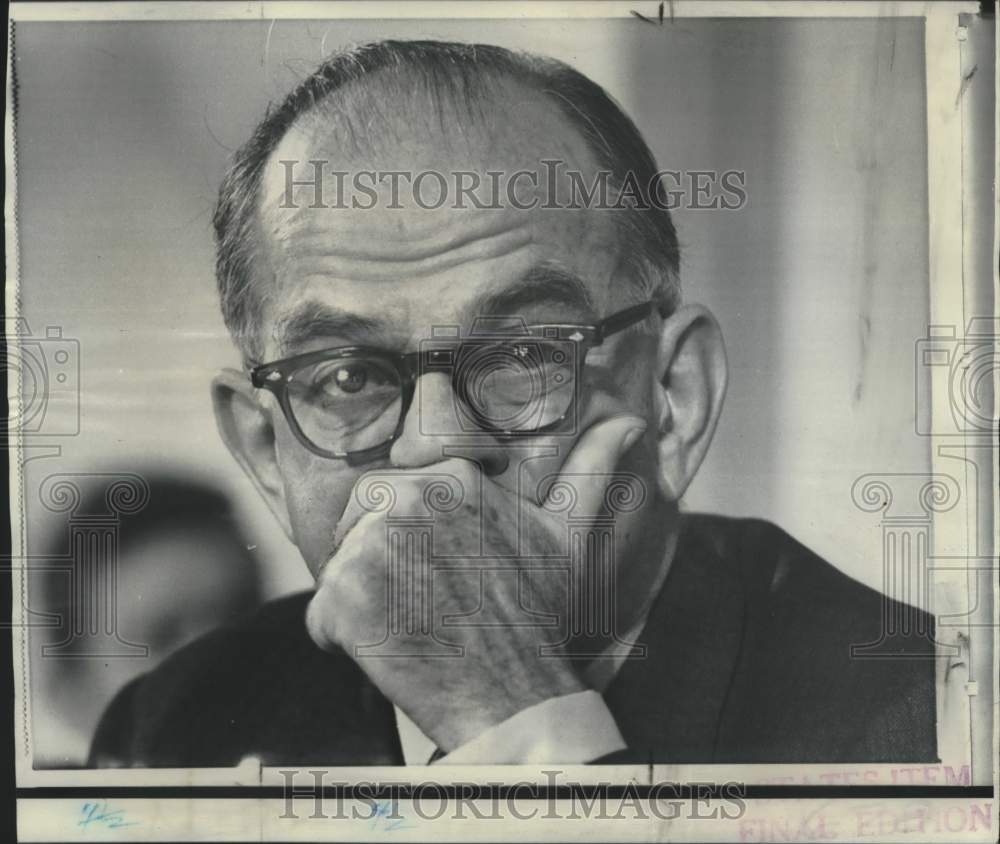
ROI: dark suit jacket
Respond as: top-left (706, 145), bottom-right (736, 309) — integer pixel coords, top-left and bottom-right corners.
top-left (90, 514), bottom-right (937, 767)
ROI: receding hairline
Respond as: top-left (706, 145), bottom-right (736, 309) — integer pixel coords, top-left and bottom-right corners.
top-left (262, 66), bottom-right (603, 204)
top-left (248, 74), bottom-right (621, 346)
top-left (213, 40), bottom-right (681, 364)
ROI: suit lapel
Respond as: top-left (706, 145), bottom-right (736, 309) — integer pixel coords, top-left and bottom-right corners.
top-left (256, 601), bottom-right (405, 766)
top-left (603, 516), bottom-right (746, 762)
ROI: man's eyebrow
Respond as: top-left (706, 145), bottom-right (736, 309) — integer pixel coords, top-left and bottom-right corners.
top-left (473, 264), bottom-right (597, 320)
top-left (272, 302), bottom-right (387, 355)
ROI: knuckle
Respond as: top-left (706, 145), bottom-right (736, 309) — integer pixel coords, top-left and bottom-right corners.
top-left (305, 588), bottom-right (340, 650)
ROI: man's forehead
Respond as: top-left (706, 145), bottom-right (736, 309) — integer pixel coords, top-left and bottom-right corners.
top-left (251, 83), bottom-right (625, 356)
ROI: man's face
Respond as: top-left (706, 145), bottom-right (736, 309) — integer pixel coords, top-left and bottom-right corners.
top-left (251, 87), bottom-right (671, 600)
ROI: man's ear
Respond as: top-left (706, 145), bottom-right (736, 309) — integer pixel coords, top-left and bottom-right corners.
top-left (211, 368), bottom-right (294, 542)
top-left (653, 304), bottom-right (728, 502)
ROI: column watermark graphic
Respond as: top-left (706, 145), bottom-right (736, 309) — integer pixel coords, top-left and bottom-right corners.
top-left (850, 316), bottom-right (999, 657)
top-left (3, 474), bottom-right (151, 660)
top-left (850, 473), bottom-right (961, 658)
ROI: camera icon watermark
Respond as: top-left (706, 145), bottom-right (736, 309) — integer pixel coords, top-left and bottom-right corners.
top-left (418, 316), bottom-right (580, 438)
top-left (914, 317), bottom-right (998, 437)
top-left (3, 317), bottom-right (80, 438)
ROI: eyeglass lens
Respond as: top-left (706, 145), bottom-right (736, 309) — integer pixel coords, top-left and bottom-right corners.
top-left (285, 338), bottom-right (578, 454)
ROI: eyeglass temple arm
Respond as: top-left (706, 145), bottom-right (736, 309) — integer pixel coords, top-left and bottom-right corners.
top-left (594, 301), bottom-right (662, 343)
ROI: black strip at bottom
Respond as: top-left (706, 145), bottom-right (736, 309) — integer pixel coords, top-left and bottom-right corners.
top-left (15, 785), bottom-right (995, 800)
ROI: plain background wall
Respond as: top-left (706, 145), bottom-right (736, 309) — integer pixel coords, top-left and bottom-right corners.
top-left (14, 17), bottom-right (932, 601)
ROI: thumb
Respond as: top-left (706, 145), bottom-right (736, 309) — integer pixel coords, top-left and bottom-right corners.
top-left (543, 414), bottom-right (647, 517)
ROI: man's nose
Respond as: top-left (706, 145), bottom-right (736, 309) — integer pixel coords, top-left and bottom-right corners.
top-left (389, 372), bottom-right (510, 475)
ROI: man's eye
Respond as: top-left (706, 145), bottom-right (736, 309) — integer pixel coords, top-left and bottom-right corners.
top-left (304, 359), bottom-right (397, 402)
top-left (327, 363), bottom-right (369, 394)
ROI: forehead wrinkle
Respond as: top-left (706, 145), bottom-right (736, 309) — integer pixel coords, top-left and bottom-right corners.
top-left (278, 224), bottom-right (536, 285)
top-left (282, 205), bottom-right (531, 255)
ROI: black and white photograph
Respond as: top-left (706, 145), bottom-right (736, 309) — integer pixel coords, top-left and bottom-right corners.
top-left (4, 1), bottom-right (996, 841)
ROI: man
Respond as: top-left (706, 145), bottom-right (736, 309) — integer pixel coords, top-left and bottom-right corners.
top-left (35, 474), bottom-right (261, 767)
top-left (91, 40), bottom-right (936, 767)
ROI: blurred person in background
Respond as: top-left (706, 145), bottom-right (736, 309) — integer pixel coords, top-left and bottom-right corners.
top-left (31, 473), bottom-right (262, 768)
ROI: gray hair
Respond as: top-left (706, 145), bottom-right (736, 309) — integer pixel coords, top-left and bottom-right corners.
top-left (213, 39), bottom-right (681, 363)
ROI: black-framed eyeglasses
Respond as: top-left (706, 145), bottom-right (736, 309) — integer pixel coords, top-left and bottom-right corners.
top-left (250, 301), bottom-right (661, 464)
